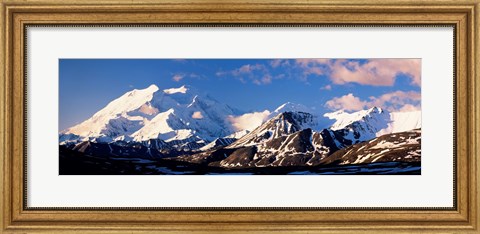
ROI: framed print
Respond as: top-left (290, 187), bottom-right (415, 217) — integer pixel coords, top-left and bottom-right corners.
top-left (1, 0), bottom-right (479, 233)
top-left (58, 58), bottom-right (423, 176)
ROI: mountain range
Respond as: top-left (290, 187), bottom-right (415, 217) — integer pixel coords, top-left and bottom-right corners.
top-left (59, 84), bottom-right (422, 172)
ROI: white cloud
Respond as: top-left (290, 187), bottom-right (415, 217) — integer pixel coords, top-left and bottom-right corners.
top-left (295, 59), bottom-right (330, 76)
top-left (398, 104), bottom-right (421, 112)
top-left (321, 85), bottom-right (332, 90)
top-left (172, 73), bottom-right (201, 82)
top-left (269, 59), bottom-right (290, 68)
top-left (172, 74), bottom-right (185, 82)
top-left (191, 111), bottom-right (204, 119)
top-left (330, 59), bottom-right (421, 86)
top-left (325, 91), bottom-right (421, 112)
top-left (216, 63), bottom-right (278, 85)
top-left (368, 90), bottom-right (421, 110)
top-left (261, 74), bottom-right (272, 84)
top-left (293, 59), bottom-right (421, 87)
top-left (270, 59), bottom-right (283, 68)
top-left (216, 59), bottom-right (421, 87)
top-left (227, 110), bottom-right (271, 131)
top-left (325, 93), bottom-right (368, 112)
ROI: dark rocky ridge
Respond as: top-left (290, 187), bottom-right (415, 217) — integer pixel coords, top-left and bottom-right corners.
top-left (167, 128), bottom-right (420, 169)
top-left (320, 128), bottom-right (421, 165)
top-left (70, 141), bottom-right (193, 159)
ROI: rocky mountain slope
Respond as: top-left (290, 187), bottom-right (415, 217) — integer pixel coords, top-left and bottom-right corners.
top-left (169, 109), bottom-right (421, 169)
top-left (320, 128), bottom-right (421, 165)
top-left (227, 111), bottom-right (319, 148)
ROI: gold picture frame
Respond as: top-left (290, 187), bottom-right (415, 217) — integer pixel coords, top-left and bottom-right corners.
top-left (1, 0), bottom-right (479, 232)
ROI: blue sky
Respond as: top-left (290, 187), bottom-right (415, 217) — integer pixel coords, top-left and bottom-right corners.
top-left (59, 59), bottom-right (421, 130)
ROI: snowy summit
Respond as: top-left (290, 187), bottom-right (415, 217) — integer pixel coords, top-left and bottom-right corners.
top-left (60, 84), bottom-right (239, 144)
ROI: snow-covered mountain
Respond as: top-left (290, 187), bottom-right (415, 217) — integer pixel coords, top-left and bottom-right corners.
top-left (376, 111), bottom-right (422, 136)
top-left (225, 130), bottom-right (250, 139)
top-left (169, 106), bottom-right (422, 168)
top-left (216, 128), bottom-right (341, 168)
top-left (227, 111), bottom-right (319, 148)
top-left (269, 102), bottom-right (313, 117)
top-left (171, 111), bottom-right (339, 168)
top-left (60, 85), bottom-right (240, 144)
top-left (198, 137), bottom-right (237, 151)
top-left (60, 84), bottom-right (422, 167)
top-left (196, 130), bottom-right (251, 151)
top-left (226, 106), bottom-right (421, 151)
top-left (173, 116), bottom-right (423, 169)
top-left (324, 107), bottom-right (388, 131)
top-left (324, 107), bottom-right (421, 144)
top-left (63, 84), bottom-right (160, 142)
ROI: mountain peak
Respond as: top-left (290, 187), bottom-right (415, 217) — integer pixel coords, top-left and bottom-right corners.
top-left (272, 111), bottom-right (318, 128)
top-left (145, 84), bottom-right (159, 92)
top-left (324, 107), bottom-right (390, 131)
top-left (127, 84), bottom-right (159, 97)
top-left (163, 85), bottom-right (189, 94)
top-left (228, 111), bottom-right (318, 148)
top-left (272, 102), bottom-right (312, 115)
top-left (273, 110), bottom-right (309, 119)
top-left (366, 106), bottom-right (383, 114)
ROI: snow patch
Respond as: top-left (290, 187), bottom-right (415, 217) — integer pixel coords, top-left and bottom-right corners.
top-left (163, 85), bottom-right (188, 94)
